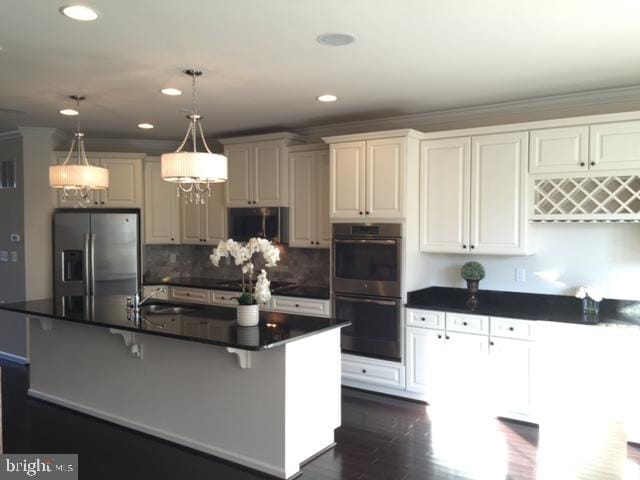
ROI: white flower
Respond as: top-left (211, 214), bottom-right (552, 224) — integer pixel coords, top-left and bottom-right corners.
top-left (241, 262), bottom-right (254, 275)
top-left (575, 286), bottom-right (603, 302)
top-left (254, 269), bottom-right (272, 304)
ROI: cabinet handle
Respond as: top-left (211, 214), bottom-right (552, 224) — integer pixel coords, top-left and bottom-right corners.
top-left (490, 341), bottom-right (495, 346)
top-left (315, 241), bottom-right (320, 245)
top-left (186, 293), bottom-right (190, 296)
top-left (253, 201), bottom-right (257, 204)
top-left (420, 317), bottom-right (426, 322)
top-left (310, 241), bottom-right (314, 245)
top-left (365, 211), bottom-right (370, 215)
top-left (590, 161), bottom-right (596, 166)
top-left (463, 321), bottom-right (468, 326)
top-left (470, 245), bottom-right (475, 249)
top-left (94, 201), bottom-right (98, 205)
top-left (462, 245), bottom-right (467, 249)
top-left (508, 326), bottom-right (514, 331)
top-left (580, 162), bottom-right (586, 167)
top-left (445, 335), bottom-right (450, 340)
top-left (171, 237), bottom-right (174, 241)
top-left (100, 201), bottom-right (105, 205)
top-left (437, 334), bottom-right (442, 339)
top-left (359, 211), bottom-right (363, 215)
top-left (295, 304), bottom-right (299, 307)
top-left (361, 369), bottom-right (367, 374)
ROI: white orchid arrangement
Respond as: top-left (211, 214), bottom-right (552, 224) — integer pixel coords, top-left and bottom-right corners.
top-left (575, 286), bottom-right (603, 302)
top-left (210, 238), bottom-right (280, 306)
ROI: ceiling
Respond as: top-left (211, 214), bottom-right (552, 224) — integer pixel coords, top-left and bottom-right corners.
top-left (2, 0), bottom-right (640, 140)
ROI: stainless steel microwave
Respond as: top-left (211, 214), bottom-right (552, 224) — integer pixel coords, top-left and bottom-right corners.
top-left (227, 207), bottom-right (289, 243)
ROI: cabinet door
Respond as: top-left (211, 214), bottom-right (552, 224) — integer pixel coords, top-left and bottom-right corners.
top-left (315, 150), bottom-right (331, 247)
top-left (330, 141), bottom-right (366, 219)
top-left (204, 182), bottom-right (227, 244)
top-left (590, 120), bottom-right (640, 171)
top-left (529, 126), bottom-right (589, 174)
top-left (489, 337), bottom-right (532, 418)
top-left (98, 157), bottom-right (143, 207)
top-left (406, 327), bottom-right (445, 400)
top-left (254, 140), bottom-right (286, 206)
top-left (180, 196), bottom-right (205, 244)
top-left (420, 137), bottom-right (470, 253)
top-left (470, 132), bottom-right (528, 255)
top-left (144, 159), bottom-right (179, 244)
top-left (444, 331), bottom-right (488, 403)
top-left (224, 143), bottom-right (253, 207)
top-left (365, 138), bottom-right (405, 219)
top-left (289, 151), bottom-right (316, 247)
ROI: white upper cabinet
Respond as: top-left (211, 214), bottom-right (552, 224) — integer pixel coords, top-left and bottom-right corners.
top-left (420, 137), bottom-right (470, 253)
top-left (224, 143), bottom-right (253, 207)
top-left (253, 140), bottom-right (285, 205)
top-left (220, 133), bottom-right (305, 207)
top-left (326, 132), bottom-right (418, 221)
top-left (420, 132), bottom-right (528, 255)
top-left (289, 146), bottom-right (330, 248)
top-left (365, 138), bottom-right (405, 219)
top-left (529, 126), bottom-right (589, 174)
top-left (181, 183), bottom-right (227, 245)
top-left (470, 132), bottom-right (528, 255)
top-left (53, 152), bottom-right (144, 208)
top-left (590, 120), bottom-right (640, 171)
top-left (329, 141), bottom-right (366, 219)
top-left (144, 158), bottom-right (179, 244)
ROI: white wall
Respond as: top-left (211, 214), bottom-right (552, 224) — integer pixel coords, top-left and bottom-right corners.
top-left (425, 223), bottom-right (640, 301)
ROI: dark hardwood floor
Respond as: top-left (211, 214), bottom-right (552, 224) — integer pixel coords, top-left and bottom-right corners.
top-left (2, 358), bottom-right (639, 479)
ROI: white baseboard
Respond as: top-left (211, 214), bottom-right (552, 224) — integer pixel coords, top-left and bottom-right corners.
top-left (341, 380), bottom-right (425, 402)
top-left (0, 351), bottom-right (29, 365)
top-left (28, 389), bottom-right (288, 478)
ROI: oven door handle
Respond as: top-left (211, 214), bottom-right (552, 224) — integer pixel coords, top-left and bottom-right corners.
top-left (334, 296), bottom-right (398, 307)
top-left (333, 239), bottom-right (397, 245)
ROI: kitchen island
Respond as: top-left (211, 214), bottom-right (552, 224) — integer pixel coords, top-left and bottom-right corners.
top-left (0, 296), bottom-right (350, 479)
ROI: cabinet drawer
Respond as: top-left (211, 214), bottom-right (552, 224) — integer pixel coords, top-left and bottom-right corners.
top-left (170, 287), bottom-right (211, 304)
top-left (406, 309), bottom-right (445, 329)
top-left (270, 296), bottom-right (330, 317)
top-left (211, 290), bottom-right (238, 307)
top-left (445, 313), bottom-right (489, 335)
top-left (490, 317), bottom-right (533, 340)
top-left (342, 356), bottom-right (405, 389)
top-left (142, 285), bottom-right (169, 300)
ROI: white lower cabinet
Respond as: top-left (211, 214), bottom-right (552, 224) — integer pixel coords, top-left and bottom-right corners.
top-left (406, 327), bottom-right (445, 397)
top-left (488, 336), bottom-right (533, 419)
top-left (342, 354), bottom-right (405, 390)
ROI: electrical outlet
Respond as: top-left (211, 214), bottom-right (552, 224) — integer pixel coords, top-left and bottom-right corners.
top-left (0, 251), bottom-right (7, 262)
top-left (515, 268), bottom-right (526, 282)
top-left (169, 253), bottom-right (177, 264)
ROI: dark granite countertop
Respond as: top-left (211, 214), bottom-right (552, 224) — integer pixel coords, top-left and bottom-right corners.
top-left (143, 276), bottom-right (331, 300)
top-left (406, 287), bottom-right (640, 327)
top-left (0, 295), bottom-right (349, 351)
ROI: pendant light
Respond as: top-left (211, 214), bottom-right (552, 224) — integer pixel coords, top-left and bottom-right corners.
top-left (49, 96), bottom-right (109, 207)
top-left (161, 69), bottom-right (228, 205)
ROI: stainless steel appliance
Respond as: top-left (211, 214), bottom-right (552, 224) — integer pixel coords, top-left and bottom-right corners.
top-left (228, 207), bottom-right (289, 243)
top-left (332, 223), bottom-right (403, 361)
top-left (53, 209), bottom-right (141, 297)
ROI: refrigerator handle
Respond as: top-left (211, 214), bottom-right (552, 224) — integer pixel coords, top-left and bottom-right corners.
top-left (84, 233), bottom-right (91, 296)
top-left (90, 233), bottom-right (96, 296)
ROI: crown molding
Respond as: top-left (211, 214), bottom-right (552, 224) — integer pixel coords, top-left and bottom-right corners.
top-left (0, 129), bottom-right (22, 141)
top-left (218, 131), bottom-right (307, 145)
top-left (296, 84), bottom-right (640, 140)
top-left (82, 137), bottom-right (178, 155)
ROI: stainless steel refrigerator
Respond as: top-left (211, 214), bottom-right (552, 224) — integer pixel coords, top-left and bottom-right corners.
top-left (53, 209), bottom-right (141, 297)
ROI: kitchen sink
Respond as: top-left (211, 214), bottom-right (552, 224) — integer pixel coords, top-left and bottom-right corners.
top-left (140, 302), bottom-right (203, 315)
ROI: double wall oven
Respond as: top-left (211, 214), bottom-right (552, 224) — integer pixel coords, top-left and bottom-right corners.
top-left (333, 224), bottom-right (402, 361)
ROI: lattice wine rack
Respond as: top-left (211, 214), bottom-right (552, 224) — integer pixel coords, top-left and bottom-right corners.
top-left (531, 175), bottom-right (640, 222)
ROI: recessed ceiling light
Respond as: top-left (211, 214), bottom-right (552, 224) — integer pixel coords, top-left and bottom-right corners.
top-left (59, 109), bottom-right (79, 116)
top-left (59, 5), bottom-right (100, 21)
top-left (316, 33), bottom-right (356, 47)
top-left (317, 94), bottom-right (338, 103)
top-left (160, 88), bottom-right (182, 96)
top-left (138, 123), bottom-right (154, 129)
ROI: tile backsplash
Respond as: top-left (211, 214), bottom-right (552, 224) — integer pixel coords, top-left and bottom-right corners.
top-left (144, 244), bottom-right (330, 287)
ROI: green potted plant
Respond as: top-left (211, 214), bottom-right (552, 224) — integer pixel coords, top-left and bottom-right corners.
top-left (461, 261), bottom-right (485, 307)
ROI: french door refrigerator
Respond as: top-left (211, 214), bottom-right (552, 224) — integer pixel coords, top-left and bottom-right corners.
top-left (53, 209), bottom-right (141, 297)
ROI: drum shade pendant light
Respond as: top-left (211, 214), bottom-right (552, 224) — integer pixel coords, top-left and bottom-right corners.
top-left (49, 96), bottom-right (109, 207)
top-left (161, 69), bottom-right (228, 205)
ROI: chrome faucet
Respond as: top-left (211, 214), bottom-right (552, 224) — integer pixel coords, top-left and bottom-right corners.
top-left (127, 287), bottom-right (166, 313)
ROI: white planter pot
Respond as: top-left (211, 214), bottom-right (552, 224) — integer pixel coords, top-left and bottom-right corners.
top-left (237, 304), bottom-right (260, 327)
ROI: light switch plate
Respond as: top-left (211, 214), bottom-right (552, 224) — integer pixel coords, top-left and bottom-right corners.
top-left (515, 268), bottom-right (526, 282)
top-left (169, 253), bottom-right (177, 264)
top-left (0, 251), bottom-right (7, 262)
top-left (10, 251), bottom-right (18, 262)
